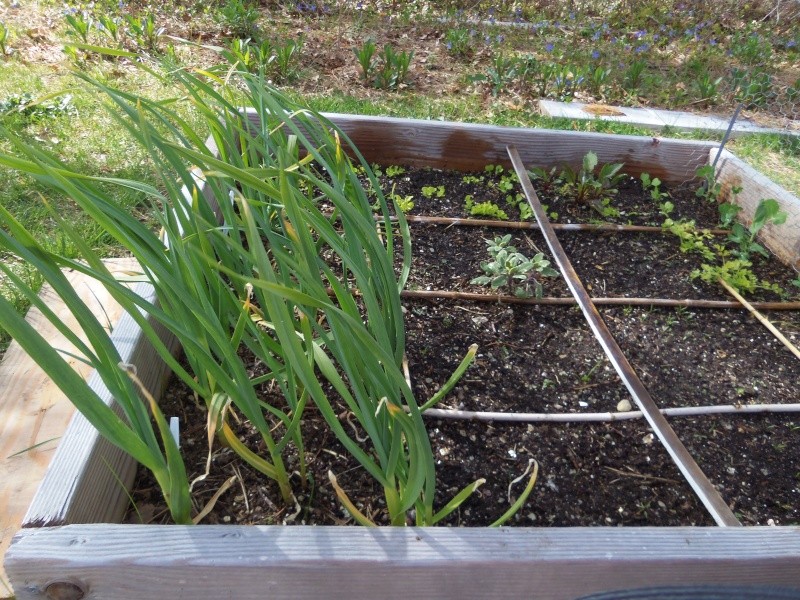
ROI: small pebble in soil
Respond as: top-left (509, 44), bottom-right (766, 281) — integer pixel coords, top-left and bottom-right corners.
top-left (617, 399), bottom-right (632, 412)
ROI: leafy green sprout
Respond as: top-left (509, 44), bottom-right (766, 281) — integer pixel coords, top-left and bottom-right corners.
top-left (421, 185), bottom-right (445, 199)
top-left (727, 198), bottom-right (787, 261)
top-left (559, 151), bottom-right (624, 208)
top-left (471, 234), bottom-right (558, 298)
top-left (385, 165), bottom-right (406, 177)
top-left (464, 195), bottom-right (508, 220)
top-left (640, 172), bottom-right (669, 203)
top-left (354, 38), bottom-right (376, 82)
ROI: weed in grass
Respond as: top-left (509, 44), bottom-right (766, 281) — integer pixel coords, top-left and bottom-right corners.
top-left (470, 53), bottom-right (518, 97)
top-left (694, 73), bottom-right (723, 105)
top-left (374, 44), bottom-right (413, 90)
top-left (354, 38), bottom-right (376, 83)
top-left (0, 92), bottom-right (77, 121)
top-left (623, 59), bottom-right (647, 91)
top-left (64, 9), bottom-right (93, 44)
top-left (219, 0), bottom-right (260, 38)
top-left (445, 27), bottom-right (475, 59)
top-left (125, 13), bottom-right (163, 52)
top-left (0, 21), bottom-right (10, 57)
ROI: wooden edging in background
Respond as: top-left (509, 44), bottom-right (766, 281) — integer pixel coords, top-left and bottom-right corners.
top-left (714, 148), bottom-right (800, 270)
top-left (6, 116), bottom-right (800, 599)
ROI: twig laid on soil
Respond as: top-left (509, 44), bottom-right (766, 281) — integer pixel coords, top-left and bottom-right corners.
top-left (400, 289), bottom-right (800, 311)
top-left (394, 215), bottom-right (731, 235)
top-left (420, 403), bottom-right (800, 423)
top-left (602, 466), bottom-right (680, 485)
top-left (718, 277), bottom-right (800, 361)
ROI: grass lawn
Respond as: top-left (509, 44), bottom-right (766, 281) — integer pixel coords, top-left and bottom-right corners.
top-left (0, 0), bottom-right (798, 353)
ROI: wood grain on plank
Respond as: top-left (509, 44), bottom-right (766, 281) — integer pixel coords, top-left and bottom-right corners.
top-left (0, 258), bottom-right (138, 597)
top-left (7, 524), bottom-right (800, 600)
top-left (245, 110), bottom-right (717, 183)
top-left (20, 166), bottom-right (217, 532)
top-left (715, 149), bottom-right (800, 270)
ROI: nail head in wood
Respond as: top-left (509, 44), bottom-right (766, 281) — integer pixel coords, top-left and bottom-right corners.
top-left (44, 580), bottom-right (86, 600)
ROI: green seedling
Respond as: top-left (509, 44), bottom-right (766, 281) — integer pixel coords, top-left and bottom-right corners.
top-left (471, 234), bottom-right (558, 298)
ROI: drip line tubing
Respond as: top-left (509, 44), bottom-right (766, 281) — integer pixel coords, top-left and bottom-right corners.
top-left (421, 403), bottom-right (800, 423)
top-left (400, 289), bottom-right (800, 311)
top-left (508, 144), bottom-right (741, 527)
top-left (392, 214), bottom-right (731, 235)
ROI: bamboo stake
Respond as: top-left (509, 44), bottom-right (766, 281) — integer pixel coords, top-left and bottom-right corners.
top-left (718, 277), bottom-right (800, 361)
top-left (396, 214), bottom-right (731, 235)
top-left (420, 403), bottom-right (800, 423)
top-left (400, 289), bottom-right (800, 311)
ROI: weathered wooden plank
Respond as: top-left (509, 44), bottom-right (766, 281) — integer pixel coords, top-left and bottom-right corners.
top-left (244, 110), bottom-right (716, 183)
top-left (714, 149), bottom-right (800, 270)
top-left (7, 525), bottom-right (800, 600)
top-left (0, 259), bottom-right (139, 595)
top-left (19, 280), bottom-right (178, 528)
top-left (19, 159), bottom-right (220, 532)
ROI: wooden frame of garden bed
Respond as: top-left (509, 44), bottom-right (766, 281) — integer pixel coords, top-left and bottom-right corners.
top-left (7, 114), bottom-right (800, 600)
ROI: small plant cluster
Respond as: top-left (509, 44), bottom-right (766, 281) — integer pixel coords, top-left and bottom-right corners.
top-left (646, 168), bottom-right (796, 296)
top-left (354, 39), bottom-right (413, 90)
top-left (62, 3), bottom-right (165, 61)
top-left (444, 27), bottom-right (477, 59)
top-left (459, 165), bottom-right (532, 221)
top-left (222, 37), bottom-right (304, 82)
top-left (471, 234), bottom-right (558, 298)
top-left (0, 92), bottom-right (77, 121)
top-left (528, 152), bottom-right (624, 219)
top-left (450, 9), bottom-right (798, 113)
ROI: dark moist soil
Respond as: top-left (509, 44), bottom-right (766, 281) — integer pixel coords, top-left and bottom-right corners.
top-left (128, 165), bottom-right (800, 528)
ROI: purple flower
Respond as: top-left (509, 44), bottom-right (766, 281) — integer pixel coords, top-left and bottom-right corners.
top-left (591, 50), bottom-right (600, 59)
top-left (634, 30), bottom-right (646, 39)
top-left (709, 39), bottom-right (717, 46)
top-left (635, 43), bottom-right (649, 53)
top-left (788, 40), bottom-right (797, 48)
top-left (545, 42), bottom-right (554, 52)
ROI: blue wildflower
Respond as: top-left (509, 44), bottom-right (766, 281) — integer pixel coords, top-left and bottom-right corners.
top-left (545, 42), bottom-right (554, 52)
top-left (591, 50), bottom-right (600, 59)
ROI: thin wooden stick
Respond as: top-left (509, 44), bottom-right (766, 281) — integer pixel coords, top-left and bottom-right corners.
top-left (420, 403), bottom-right (800, 423)
top-left (398, 214), bottom-right (731, 235)
top-left (718, 277), bottom-right (800, 360)
top-left (400, 289), bottom-right (800, 311)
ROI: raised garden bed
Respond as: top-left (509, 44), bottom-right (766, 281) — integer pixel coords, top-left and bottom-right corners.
top-left (7, 114), bottom-right (800, 599)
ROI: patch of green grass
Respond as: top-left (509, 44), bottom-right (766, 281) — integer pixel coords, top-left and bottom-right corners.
top-left (0, 63), bottom-right (189, 352)
top-left (729, 134), bottom-right (800, 198)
